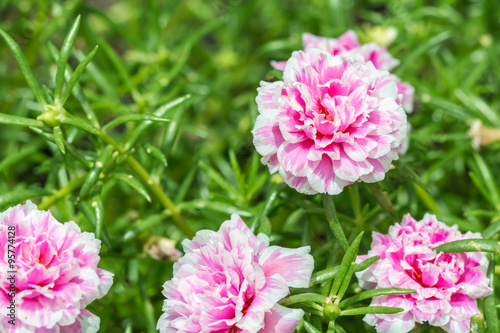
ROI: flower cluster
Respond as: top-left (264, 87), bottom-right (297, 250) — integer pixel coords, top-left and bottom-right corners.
top-left (157, 214), bottom-right (314, 333)
top-left (0, 201), bottom-right (113, 332)
top-left (355, 214), bottom-right (492, 333)
top-left (253, 48), bottom-right (407, 195)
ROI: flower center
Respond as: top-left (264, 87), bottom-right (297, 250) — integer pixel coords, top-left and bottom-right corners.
top-left (318, 102), bottom-right (333, 121)
top-left (241, 295), bottom-right (254, 315)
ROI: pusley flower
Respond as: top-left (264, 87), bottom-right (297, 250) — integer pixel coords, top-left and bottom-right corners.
top-left (355, 214), bottom-right (492, 333)
top-left (157, 214), bottom-right (314, 333)
top-left (253, 48), bottom-right (407, 195)
top-left (0, 201), bottom-right (113, 332)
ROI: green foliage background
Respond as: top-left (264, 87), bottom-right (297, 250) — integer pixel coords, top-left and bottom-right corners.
top-left (1, 0), bottom-right (500, 332)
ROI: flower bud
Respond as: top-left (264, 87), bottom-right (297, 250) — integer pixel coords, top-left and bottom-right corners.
top-left (143, 236), bottom-right (182, 262)
top-left (37, 108), bottom-right (61, 127)
top-left (323, 303), bottom-right (341, 321)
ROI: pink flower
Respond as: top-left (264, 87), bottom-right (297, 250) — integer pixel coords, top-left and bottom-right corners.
top-left (0, 201), bottom-right (113, 332)
top-left (355, 214), bottom-right (492, 333)
top-left (253, 49), bottom-right (407, 195)
top-left (157, 214), bottom-right (314, 333)
top-left (272, 31), bottom-right (414, 113)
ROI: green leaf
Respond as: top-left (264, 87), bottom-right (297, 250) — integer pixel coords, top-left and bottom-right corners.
top-left (0, 113), bottom-right (44, 127)
top-left (77, 200), bottom-right (112, 248)
top-left (53, 126), bottom-right (66, 154)
top-left (265, 68), bottom-right (283, 81)
top-left (47, 43), bottom-right (100, 128)
top-left (174, 162), bottom-right (198, 204)
top-left (97, 36), bottom-right (140, 102)
top-left (303, 321), bottom-right (322, 333)
top-left (339, 288), bottom-right (416, 308)
top-left (472, 153), bottom-right (500, 211)
top-left (61, 45), bottom-right (99, 105)
top-left (55, 15), bottom-right (81, 102)
top-left (279, 293), bottom-right (327, 307)
top-left (91, 195), bottom-right (104, 240)
top-left (0, 28), bottom-right (47, 106)
top-left (113, 173), bottom-right (151, 202)
top-left (103, 114), bottom-right (170, 131)
top-left (396, 30), bottom-right (452, 75)
top-left (142, 142), bottom-right (168, 167)
top-left (29, 127), bottom-right (93, 168)
top-left (366, 182), bottom-right (398, 218)
top-left (0, 188), bottom-right (51, 209)
top-left (310, 256), bottom-right (380, 286)
top-left (323, 194), bottom-right (349, 251)
top-left (79, 145), bottom-right (115, 198)
top-left (126, 95), bottom-right (192, 149)
top-left (393, 160), bottom-right (430, 194)
top-left (60, 116), bottom-right (100, 135)
top-left (482, 220), bottom-right (500, 239)
top-left (330, 232), bottom-right (364, 298)
top-left (228, 149), bottom-right (244, 192)
top-left (199, 160), bottom-right (243, 202)
top-left (484, 254), bottom-right (499, 333)
top-left (178, 199), bottom-right (252, 217)
top-left (340, 306), bottom-right (404, 316)
top-left (433, 239), bottom-right (500, 254)
top-left (0, 144), bottom-right (41, 173)
top-left (336, 262), bottom-right (355, 300)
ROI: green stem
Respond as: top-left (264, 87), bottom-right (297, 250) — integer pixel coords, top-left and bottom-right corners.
top-left (38, 175), bottom-right (86, 211)
top-left (327, 321), bottom-right (335, 333)
top-left (322, 194), bottom-right (349, 251)
top-left (366, 182), bottom-right (398, 219)
top-left (101, 132), bottom-right (194, 238)
top-left (484, 254), bottom-right (499, 333)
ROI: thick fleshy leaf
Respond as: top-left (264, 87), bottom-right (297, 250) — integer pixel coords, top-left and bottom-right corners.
top-left (61, 45), bottom-right (99, 105)
top-left (0, 28), bottom-right (47, 106)
top-left (0, 113), bottom-right (44, 127)
top-left (55, 15), bottom-right (81, 101)
top-left (113, 173), bottom-right (152, 203)
top-left (433, 239), bottom-right (500, 254)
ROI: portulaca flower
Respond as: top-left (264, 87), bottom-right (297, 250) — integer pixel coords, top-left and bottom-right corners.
top-left (272, 30), bottom-right (414, 113)
top-left (0, 201), bottom-right (113, 332)
top-left (157, 214), bottom-right (314, 333)
top-left (253, 48), bottom-right (407, 195)
top-left (355, 214), bottom-right (492, 333)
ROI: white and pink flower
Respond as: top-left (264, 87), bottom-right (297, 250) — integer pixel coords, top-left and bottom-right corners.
top-left (157, 214), bottom-right (314, 333)
top-left (0, 201), bottom-right (113, 332)
top-left (253, 48), bottom-right (407, 195)
top-left (272, 30), bottom-right (414, 113)
top-left (355, 214), bottom-right (492, 333)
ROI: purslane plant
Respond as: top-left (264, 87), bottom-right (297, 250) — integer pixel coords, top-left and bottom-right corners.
top-left (1, 8), bottom-right (499, 333)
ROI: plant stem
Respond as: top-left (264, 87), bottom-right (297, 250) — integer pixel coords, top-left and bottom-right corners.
top-left (38, 175), bottom-right (86, 211)
top-left (366, 182), bottom-right (398, 219)
top-left (322, 194), bottom-right (349, 251)
top-left (101, 132), bottom-right (194, 238)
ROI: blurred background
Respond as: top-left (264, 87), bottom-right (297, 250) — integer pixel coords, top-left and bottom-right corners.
top-left (1, 0), bottom-right (499, 332)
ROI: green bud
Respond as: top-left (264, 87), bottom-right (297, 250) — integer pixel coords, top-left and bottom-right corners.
top-left (37, 109), bottom-right (61, 127)
top-left (323, 303), bottom-right (341, 321)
